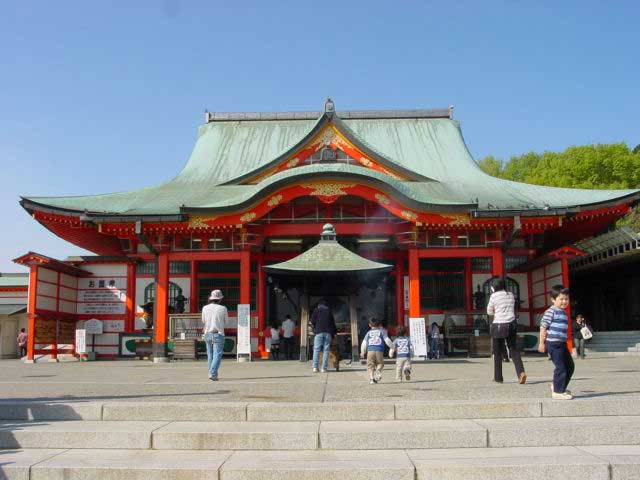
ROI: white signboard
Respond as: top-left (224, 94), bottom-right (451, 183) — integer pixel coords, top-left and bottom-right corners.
top-left (236, 304), bottom-right (251, 358)
top-left (75, 329), bottom-right (86, 354)
top-left (84, 319), bottom-right (103, 335)
top-left (409, 317), bottom-right (428, 358)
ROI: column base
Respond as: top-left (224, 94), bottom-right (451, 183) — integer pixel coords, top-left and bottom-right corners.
top-left (153, 341), bottom-right (168, 360)
top-left (24, 359), bottom-right (35, 364)
top-left (47, 358), bottom-right (59, 363)
top-left (299, 345), bottom-right (308, 362)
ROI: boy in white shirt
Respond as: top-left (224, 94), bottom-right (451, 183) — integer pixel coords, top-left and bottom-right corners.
top-left (281, 315), bottom-right (296, 360)
top-left (360, 318), bottom-right (394, 384)
top-left (269, 323), bottom-right (280, 360)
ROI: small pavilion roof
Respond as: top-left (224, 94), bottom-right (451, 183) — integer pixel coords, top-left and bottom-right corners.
top-left (264, 224), bottom-right (393, 276)
top-left (20, 102), bottom-right (640, 219)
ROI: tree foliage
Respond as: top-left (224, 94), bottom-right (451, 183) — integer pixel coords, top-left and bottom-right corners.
top-left (476, 143), bottom-right (640, 230)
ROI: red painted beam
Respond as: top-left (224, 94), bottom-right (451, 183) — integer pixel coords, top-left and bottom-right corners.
top-left (418, 248), bottom-right (496, 259)
top-left (262, 223), bottom-right (401, 237)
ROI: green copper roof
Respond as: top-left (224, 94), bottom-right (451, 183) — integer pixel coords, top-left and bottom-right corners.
top-left (264, 224), bottom-right (393, 275)
top-left (0, 274), bottom-right (29, 288)
top-left (21, 108), bottom-right (640, 217)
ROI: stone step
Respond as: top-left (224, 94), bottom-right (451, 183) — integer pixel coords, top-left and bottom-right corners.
top-left (2, 398), bottom-right (640, 423)
top-left (0, 421), bottom-right (167, 449)
top-left (3, 446), bottom-right (640, 479)
top-left (6, 416), bottom-right (640, 450)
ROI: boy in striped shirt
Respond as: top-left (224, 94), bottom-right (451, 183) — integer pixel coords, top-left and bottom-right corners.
top-left (538, 284), bottom-right (574, 400)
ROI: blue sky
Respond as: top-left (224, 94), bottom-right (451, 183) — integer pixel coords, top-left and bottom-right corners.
top-left (1, 1), bottom-right (639, 272)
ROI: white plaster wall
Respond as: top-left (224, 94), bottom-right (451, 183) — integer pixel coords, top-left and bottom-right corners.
top-left (59, 300), bottom-right (76, 314)
top-left (59, 274), bottom-right (77, 289)
top-left (136, 278), bottom-right (154, 307)
top-left (510, 273), bottom-right (529, 304)
top-left (471, 274), bottom-right (492, 291)
top-left (36, 296), bottom-right (56, 311)
top-left (59, 286), bottom-right (76, 302)
top-left (37, 281), bottom-right (56, 297)
top-left (81, 264), bottom-right (127, 277)
top-left (38, 268), bottom-right (57, 283)
top-left (546, 261), bottom-right (562, 277)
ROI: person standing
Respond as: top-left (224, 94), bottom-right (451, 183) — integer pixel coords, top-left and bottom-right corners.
top-left (574, 314), bottom-right (593, 359)
top-left (17, 328), bottom-right (27, 359)
top-left (281, 314), bottom-right (296, 360)
top-left (487, 278), bottom-right (526, 384)
top-left (202, 290), bottom-right (227, 381)
top-left (311, 299), bottom-right (337, 373)
top-left (538, 285), bottom-right (574, 400)
top-left (269, 322), bottom-right (281, 360)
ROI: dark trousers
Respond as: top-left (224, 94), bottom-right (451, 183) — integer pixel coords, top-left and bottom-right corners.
top-left (575, 338), bottom-right (587, 358)
top-left (546, 341), bottom-right (574, 393)
top-left (270, 343), bottom-right (280, 360)
top-left (282, 337), bottom-right (295, 360)
top-left (492, 324), bottom-right (525, 382)
top-left (18, 346), bottom-right (27, 358)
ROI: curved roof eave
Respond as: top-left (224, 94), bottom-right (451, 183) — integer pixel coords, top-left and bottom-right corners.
top-left (181, 164), bottom-right (476, 215)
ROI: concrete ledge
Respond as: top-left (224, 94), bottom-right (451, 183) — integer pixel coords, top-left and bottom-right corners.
top-left (319, 419), bottom-right (487, 450)
top-left (477, 416), bottom-right (640, 447)
top-left (30, 449), bottom-right (232, 480)
top-left (409, 446), bottom-right (610, 480)
top-left (220, 450), bottom-right (415, 480)
top-left (247, 402), bottom-right (394, 422)
top-left (103, 402), bottom-right (246, 421)
top-left (395, 400), bottom-right (541, 420)
top-left (0, 421), bottom-right (167, 449)
top-left (0, 449), bottom-right (66, 480)
top-left (153, 421), bottom-right (319, 450)
top-left (543, 399), bottom-right (640, 418)
top-left (0, 402), bottom-right (102, 421)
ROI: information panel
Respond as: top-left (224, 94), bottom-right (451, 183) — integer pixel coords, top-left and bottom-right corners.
top-left (236, 304), bottom-right (251, 358)
top-left (75, 329), bottom-right (86, 354)
top-left (409, 317), bottom-right (428, 358)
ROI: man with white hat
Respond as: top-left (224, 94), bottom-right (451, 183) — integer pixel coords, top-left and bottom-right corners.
top-left (202, 289), bottom-right (228, 380)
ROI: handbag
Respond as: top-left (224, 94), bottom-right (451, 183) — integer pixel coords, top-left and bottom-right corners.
top-left (490, 322), bottom-right (511, 339)
top-left (580, 326), bottom-right (593, 340)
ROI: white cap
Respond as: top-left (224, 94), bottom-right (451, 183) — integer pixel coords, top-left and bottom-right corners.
top-left (209, 289), bottom-right (224, 300)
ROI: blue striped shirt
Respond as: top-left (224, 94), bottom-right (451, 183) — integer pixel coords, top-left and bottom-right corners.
top-left (540, 306), bottom-right (568, 342)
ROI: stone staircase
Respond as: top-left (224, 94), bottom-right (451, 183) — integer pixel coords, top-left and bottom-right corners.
top-left (585, 330), bottom-right (640, 355)
top-left (1, 400), bottom-right (639, 479)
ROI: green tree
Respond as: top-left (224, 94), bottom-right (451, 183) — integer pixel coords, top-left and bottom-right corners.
top-left (475, 156), bottom-right (503, 177)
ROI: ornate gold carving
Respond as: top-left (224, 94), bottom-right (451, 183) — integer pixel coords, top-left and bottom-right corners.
top-left (375, 193), bottom-right (391, 205)
top-left (441, 213), bottom-right (471, 225)
top-left (285, 157), bottom-right (300, 168)
top-left (401, 210), bottom-right (418, 221)
top-left (301, 183), bottom-right (354, 197)
top-left (239, 212), bottom-right (256, 223)
top-left (188, 215), bottom-right (215, 228)
top-left (267, 194), bottom-right (283, 207)
top-left (359, 157), bottom-right (373, 167)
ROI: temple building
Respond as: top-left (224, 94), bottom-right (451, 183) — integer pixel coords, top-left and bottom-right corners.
top-left (14, 99), bottom-right (640, 362)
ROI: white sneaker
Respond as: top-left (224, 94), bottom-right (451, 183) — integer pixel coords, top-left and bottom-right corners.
top-left (313, 368), bottom-right (318, 373)
top-left (320, 369), bottom-right (327, 373)
top-left (551, 391), bottom-right (573, 400)
top-left (373, 370), bottom-right (382, 383)
top-left (369, 379), bottom-right (375, 385)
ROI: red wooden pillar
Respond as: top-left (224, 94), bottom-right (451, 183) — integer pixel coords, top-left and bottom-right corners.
top-left (257, 254), bottom-right (267, 358)
top-left (239, 251), bottom-right (252, 356)
top-left (190, 260), bottom-right (198, 313)
top-left (125, 262), bottom-right (136, 332)
top-left (464, 257), bottom-right (473, 325)
top-left (50, 272), bottom-right (60, 362)
top-left (492, 248), bottom-right (504, 278)
top-left (153, 252), bottom-right (170, 362)
top-left (25, 265), bottom-right (38, 363)
top-left (408, 249), bottom-right (420, 319)
top-left (561, 257), bottom-right (573, 352)
top-left (395, 255), bottom-right (405, 326)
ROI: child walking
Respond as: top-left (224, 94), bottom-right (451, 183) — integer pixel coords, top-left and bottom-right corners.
top-left (360, 318), bottom-right (394, 384)
top-left (538, 285), bottom-right (575, 400)
top-left (390, 325), bottom-right (413, 381)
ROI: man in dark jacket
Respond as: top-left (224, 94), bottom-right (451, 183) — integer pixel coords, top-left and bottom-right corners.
top-left (311, 299), bottom-right (337, 373)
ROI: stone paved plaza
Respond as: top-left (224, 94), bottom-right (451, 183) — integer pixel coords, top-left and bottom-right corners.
top-left (1, 354), bottom-right (639, 403)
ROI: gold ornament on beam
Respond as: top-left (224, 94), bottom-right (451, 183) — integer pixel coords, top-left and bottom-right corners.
top-left (240, 212), bottom-right (257, 223)
top-left (267, 194), bottom-right (283, 207)
top-left (301, 183), bottom-right (354, 197)
top-left (188, 216), bottom-right (216, 229)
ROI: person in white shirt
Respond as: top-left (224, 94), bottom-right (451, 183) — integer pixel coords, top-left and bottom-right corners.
top-left (269, 323), bottom-right (281, 360)
top-left (201, 289), bottom-right (228, 380)
top-left (281, 314), bottom-right (296, 360)
top-left (487, 278), bottom-right (526, 385)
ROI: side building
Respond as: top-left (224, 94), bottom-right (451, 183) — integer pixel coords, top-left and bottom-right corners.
top-left (14, 99), bottom-right (640, 361)
top-left (0, 273), bottom-right (28, 358)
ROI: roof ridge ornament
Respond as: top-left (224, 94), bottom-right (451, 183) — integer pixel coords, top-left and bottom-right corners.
top-left (320, 223), bottom-right (337, 242)
top-left (324, 97), bottom-right (335, 115)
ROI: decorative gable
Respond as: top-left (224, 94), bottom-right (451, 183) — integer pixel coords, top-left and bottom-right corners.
top-left (242, 123), bottom-right (411, 184)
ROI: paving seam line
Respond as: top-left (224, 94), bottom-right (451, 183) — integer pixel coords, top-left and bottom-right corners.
top-left (466, 418), bottom-right (490, 448)
top-left (99, 402), bottom-right (104, 421)
top-left (216, 450), bottom-right (236, 478)
top-left (26, 447), bottom-right (70, 476)
top-left (149, 421), bottom-right (173, 450)
top-left (574, 444), bottom-right (627, 477)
